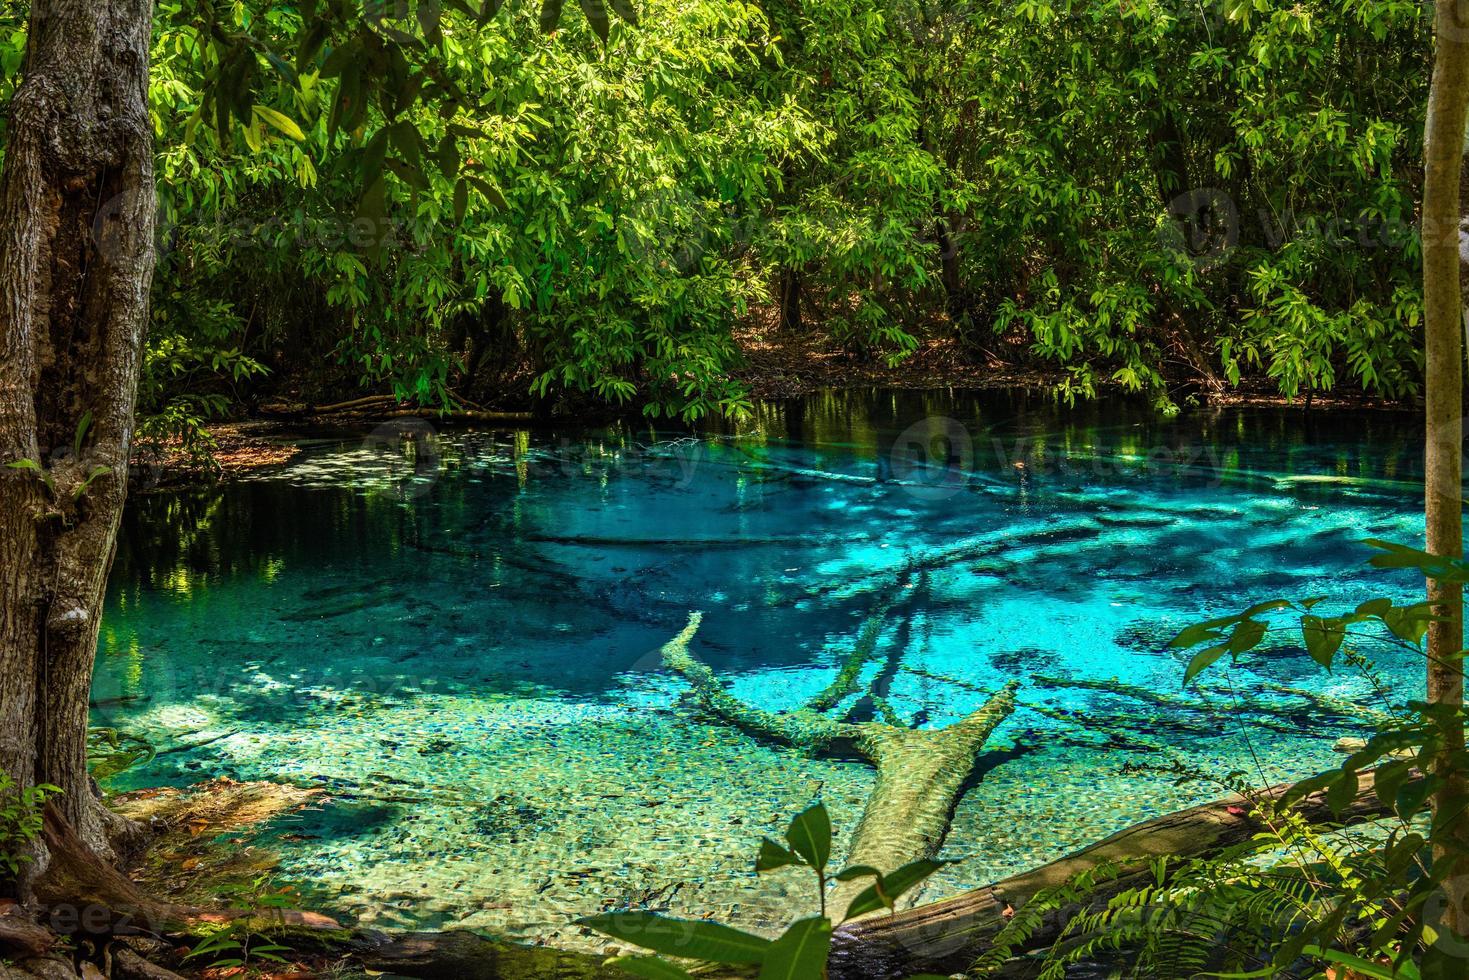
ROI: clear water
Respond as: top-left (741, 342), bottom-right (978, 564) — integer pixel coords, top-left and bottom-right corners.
top-left (93, 389), bottom-right (1430, 946)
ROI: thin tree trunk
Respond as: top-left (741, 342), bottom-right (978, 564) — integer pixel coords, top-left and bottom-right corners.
top-left (779, 266), bottom-right (802, 332)
top-left (1423, 0), bottom-right (1469, 936)
top-left (0, 0), bottom-right (157, 888)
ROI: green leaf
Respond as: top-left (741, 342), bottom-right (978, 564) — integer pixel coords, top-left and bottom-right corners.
top-left (607, 956), bottom-right (699, 980)
top-left (578, 913), bottom-right (771, 963)
top-left (436, 135), bottom-right (461, 182)
top-left (1303, 946), bottom-right (1420, 980)
top-left (1356, 598), bottom-right (1392, 616)
top-left (1301, 615), bottom-right (1345, 669)
top-left (756, 838), bottom-right (801, 873)
top-left (1226, 618), bottom-right (1267, 653)
top-left (842, 859), bottom-right (950, 921)
top-left (464, 175), bottom-right (508, 209)
top-left (1325, 767), bottom-right (1360, 815)
top-left (74, 465), bottom-right (112, 499)
top-left (354, 177), bottom-right (389, 250)
top-left (417, 1), bottom-right (444, 40)
top-left (784, 803), bottom-right (831, 873)
top-left (253, 105), bottom-right (307, 142)
top-left (1365, 539), bottom-right (1469, 582)
top-left (1183, 643), bottom-right (1229, 685)
top-left (758, 917), bottom-right (831, 980)
top-left (832, 864), bottom-right (882, 882)
top-left (1282, 770), bottom-right (1343, 807)
top-left (388, 121), bottom-right (423, 168)
top-left (453, 179), bottom-right (469, 223)
top-left (74, 410), bottom-right (93, 457)
top-left (384, 158), bottom-right (429, 191)
top-left (1383, 604), bottom-right (1432, 644)
top-left (6, 458), bottom-right (41, 471)
top-left (1168, 615), bottom-right (1237, 649)
top-left (1374, 759), bottom-right (1413, 813)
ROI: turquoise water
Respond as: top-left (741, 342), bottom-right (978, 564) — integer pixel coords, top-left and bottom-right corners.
top-left (93, 390), bottom-right (1429, 946)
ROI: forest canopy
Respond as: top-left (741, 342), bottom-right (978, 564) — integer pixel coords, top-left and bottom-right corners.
top-left (0, 0), bottom-right (1433, 429)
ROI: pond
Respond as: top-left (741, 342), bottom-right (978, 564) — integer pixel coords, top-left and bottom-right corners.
top-left (92, 389), bottom-right (1428, 948)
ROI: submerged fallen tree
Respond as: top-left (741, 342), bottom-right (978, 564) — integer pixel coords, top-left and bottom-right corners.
top-left (659, 611), bottom-right (1019, 916)
top-left (825, 768), bottom-right (1420, 979)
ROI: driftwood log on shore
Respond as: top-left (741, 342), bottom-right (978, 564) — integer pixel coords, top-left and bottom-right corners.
top-left (826, 768), bottom-right (1418, 979)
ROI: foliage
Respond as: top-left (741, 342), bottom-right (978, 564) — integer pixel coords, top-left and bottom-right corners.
top-left (580, 801), bottom-right (950, 978)
top-left (1, 0), bottom-right (1434, 435)
top-left (964, 0), bottom-right (1427, 409)
top-left (183, 874), bottom-right (302, 969)
top-left (974, 542), bottom-right (1466, 979)
top-left (0, 774), bottom-right (60, 880)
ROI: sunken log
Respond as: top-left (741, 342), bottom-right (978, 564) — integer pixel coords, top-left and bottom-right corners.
top-left (659, 613), bottom-right (1019, 916)
top-left (826, 768), bottom-right (1418, 979)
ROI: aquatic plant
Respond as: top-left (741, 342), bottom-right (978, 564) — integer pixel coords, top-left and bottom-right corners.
top-left (85, 729), bottom-right (157, 784)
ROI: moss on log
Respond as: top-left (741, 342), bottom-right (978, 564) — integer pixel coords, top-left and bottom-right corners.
top-left (807, 606), bottom-right (891, 714)
top-left (835, 685), bottom-right (1018, 917)
top-left (660, 613), bottom-right (860, 753)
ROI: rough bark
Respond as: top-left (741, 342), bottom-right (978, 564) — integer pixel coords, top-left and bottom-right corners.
top-left (31, 806), bottom-right (182, 936)
top-left (826, 769), bottom-right (1420, 980)
top-left (1423, 0), bottom-right (1469, 936)
top-left (109, 948), bottom-right (188, 980)
top-left (0, 907), bottom-right (56, 958)
top-left (0, 0), bottom-right (158, 882)
top-left (659, 613), bottom-right (1019, 917)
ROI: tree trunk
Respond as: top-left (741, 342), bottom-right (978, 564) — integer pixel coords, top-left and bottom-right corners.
top-left (1423, 0), bottom-right (1469, 937)
top-left (0, 0), bottom-right (157, 887)
top-left (778, 266), bottom-right (802, 333)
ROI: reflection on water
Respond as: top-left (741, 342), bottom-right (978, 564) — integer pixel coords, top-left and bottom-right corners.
top-left (95, 389), bottom-right (1428, 945)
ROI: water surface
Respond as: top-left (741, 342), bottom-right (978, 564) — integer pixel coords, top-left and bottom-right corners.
top-left (94, 390), bottom-right (1428, 945)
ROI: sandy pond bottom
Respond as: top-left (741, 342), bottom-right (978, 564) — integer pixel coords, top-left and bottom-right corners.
top-left (110, 687), bottom-right (1341, 951)
top-left (94, 390), bottom-right (1425, 950)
